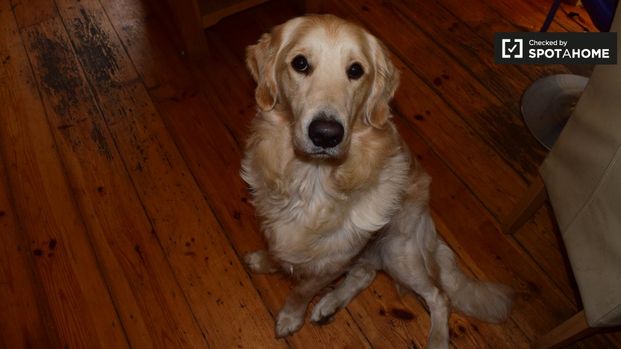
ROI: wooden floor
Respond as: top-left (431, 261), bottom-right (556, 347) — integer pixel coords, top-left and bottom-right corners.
top-left (1, 0), bottom-right (620, 347)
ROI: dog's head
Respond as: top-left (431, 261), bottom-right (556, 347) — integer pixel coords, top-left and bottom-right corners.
top-left (246, 15), bottom-right (399, 159)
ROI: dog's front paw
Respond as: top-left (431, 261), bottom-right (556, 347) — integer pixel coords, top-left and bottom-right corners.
top-left (244, 250), bottom-right (278, 274)
top-left (310, 293), bottom-right (343, 325)
top-left (275, 309), bottom-right (304, 338)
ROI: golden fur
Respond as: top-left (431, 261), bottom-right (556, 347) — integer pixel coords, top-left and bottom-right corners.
top-left (242, 15), bottom-right (513, 348)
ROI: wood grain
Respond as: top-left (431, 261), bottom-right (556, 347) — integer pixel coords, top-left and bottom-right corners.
top-left (18, 11), bottom-right (209, 349)
top-left (0, 10), bottom-right (56, 348)
top-left (0, 146), bottom-right (58, 349)
top-left (0, 1), bottom-right (129, 347)
top-left (10, 0), bottom-right (58, 28)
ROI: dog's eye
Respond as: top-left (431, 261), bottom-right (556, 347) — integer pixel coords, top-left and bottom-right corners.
top-left (291, 55), bottom-right (310, 74)
top-left (347, 63), bottom-right (364, 80)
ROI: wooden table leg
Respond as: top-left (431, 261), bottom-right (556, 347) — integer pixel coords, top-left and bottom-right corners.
top-left (155, 0), bottom-right (209, 65)
top-left (533, 311), bottom-right (597, 349)
top-left (502, 175), bottom-right (547, 234)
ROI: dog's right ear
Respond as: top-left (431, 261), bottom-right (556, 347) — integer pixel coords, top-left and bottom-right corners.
top-left (246, 31), bottom-right (280, 111)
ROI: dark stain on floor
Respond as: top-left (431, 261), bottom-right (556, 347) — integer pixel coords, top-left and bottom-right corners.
top-left (72, 8), bottom-right (120, 87)
top-left (29, 31), bottom-right (81, 117)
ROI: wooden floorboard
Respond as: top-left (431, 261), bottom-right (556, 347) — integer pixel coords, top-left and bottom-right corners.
top-left (0, 145), bottom-right (58, 349)
top-left (1, 0), bottom-right (619, 347)
top-left (0, 1), bottom-right (129, 347)
top-left (0, 8), bottom-right (57, 348)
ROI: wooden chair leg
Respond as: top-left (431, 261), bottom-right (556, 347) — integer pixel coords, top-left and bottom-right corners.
top-left (533, 311), bottom-right (597, 349)
top-left (155, 0), bottom-right (209, 65)
top-left (502, 175), bottom-right (547, 234)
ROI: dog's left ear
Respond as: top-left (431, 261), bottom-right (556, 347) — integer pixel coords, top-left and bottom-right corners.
top-left (246, 28), bottom-right (281, 111)
top-left (364, 36), bottom-right (400, 129)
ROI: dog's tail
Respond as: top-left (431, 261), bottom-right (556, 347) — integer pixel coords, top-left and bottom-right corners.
top-left (432, 239), bottom-right (514, 324)
top-left (406, 167), bottom-right (513, 323)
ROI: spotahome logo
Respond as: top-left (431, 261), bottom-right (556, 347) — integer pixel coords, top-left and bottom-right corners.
top-left (495, 32), bottom-right (616, 64)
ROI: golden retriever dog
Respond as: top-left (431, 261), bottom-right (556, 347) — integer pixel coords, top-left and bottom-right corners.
top-left (241, 14), bottom-right (513, 348)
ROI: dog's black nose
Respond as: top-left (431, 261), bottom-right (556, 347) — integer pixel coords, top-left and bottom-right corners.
top-left (308, 118), bottom-right (344, 148)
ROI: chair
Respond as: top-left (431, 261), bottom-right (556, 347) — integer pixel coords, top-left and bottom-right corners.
top-left (504, 3), bottom-right (621, 348)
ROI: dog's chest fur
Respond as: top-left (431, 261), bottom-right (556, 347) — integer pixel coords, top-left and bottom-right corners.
top-left (242, 115), bottom-right (411, 275)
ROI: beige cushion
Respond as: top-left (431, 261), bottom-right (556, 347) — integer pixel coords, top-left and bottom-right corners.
top-left (540, 5), bottom-right (621, 328)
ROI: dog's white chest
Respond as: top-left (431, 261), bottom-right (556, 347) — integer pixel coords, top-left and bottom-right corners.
top-left (261, 162), bottom-right (401, 272)
top-left (255, 164), bottom-right (363, 269)
top-left (242, 136), bottom-right (411, 274)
